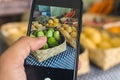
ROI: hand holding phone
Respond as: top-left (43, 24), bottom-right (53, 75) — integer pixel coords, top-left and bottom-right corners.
top-left (26, 0), bottom-right (83, 80)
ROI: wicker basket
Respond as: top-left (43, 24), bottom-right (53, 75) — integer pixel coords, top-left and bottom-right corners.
top-left (0, 22), bottom-right (28, 45)
top-left (77, 49), bottom-right (90, 76)
top-left (33, 37), bottom-right (66, 62)
top-left (89, 47), bottom-right (120, 70)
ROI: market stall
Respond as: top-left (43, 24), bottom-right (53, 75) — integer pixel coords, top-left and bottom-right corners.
top-left (0, 0), bottom-right (120, 80)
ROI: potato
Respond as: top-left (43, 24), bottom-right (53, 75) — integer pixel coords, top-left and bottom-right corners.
top-left (59, 28), bottom-right (71, 39)
top-left (71, 26), bottom-right (77, 32)
top-left (65, 27), bottom-right (72, 33)
top-left (32, 21), bottom-right (39, 26)
top-left (101, 31), bottom-right (111, 41)
top-left (83, 27), bottom-right (102, 44)
top-left (71, 32), bottom-right (77, 38)
top-left (80, 33), bottom-right (97, 49)
top-left (63, 24), bottom-right (69, 29)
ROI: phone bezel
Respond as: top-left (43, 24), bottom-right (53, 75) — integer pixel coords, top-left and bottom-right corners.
top-left (27, 0), bottom-right (83, 80)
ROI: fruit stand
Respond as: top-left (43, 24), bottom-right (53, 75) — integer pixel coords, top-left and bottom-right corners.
top-left (1, 0), bottom-right (120, 80)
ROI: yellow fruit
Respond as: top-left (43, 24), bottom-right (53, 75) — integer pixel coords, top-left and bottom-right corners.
top-left (48, 20), bottom-right (54, 24)
top-left (83, 27), bottom-right (102, 44)
top-left (71, 26), bottom-right (77, 32)
top-left (59, 27), bottom-right (71, 39)
top-left (54, 23), bottom-right (59, 27)
top-left (32, 21), bottom-right (39, 26)
top-left (63, 24), bottom-right (69, 29)
top-left (65, 27), bottom-right (72, 33)
top-left (80, 33), bottom-right (97, 49)
top-left (110, 37), bottom-right (120, 47)
top-left (54, 18), bottom-right (59, 23)
top-left (71, 32), bottom-right (77, 38)
top-left (101, 31), bottom-right (111, 41)
top-left (97, 41), bottom-right (112, 49)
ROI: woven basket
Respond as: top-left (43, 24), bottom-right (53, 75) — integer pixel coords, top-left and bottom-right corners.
top-left (77, 49), bottom-right (90, 76)
top-left (0, 22), bottom-right (28, 45)
top-left (33, 37), bottom-right (66, 62)
top-left (89, 47), bottom-right (120, 70)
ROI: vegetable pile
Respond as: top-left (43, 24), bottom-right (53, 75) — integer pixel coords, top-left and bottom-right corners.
top-left (30, 28), bottom-right (61, 49)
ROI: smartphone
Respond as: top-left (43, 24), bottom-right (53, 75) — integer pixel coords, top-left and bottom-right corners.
top-left (25, 0), bottom-right (83, 80)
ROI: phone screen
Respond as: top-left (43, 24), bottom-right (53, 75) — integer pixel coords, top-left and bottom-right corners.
top-left (26, 0), bottom-right (82, 80)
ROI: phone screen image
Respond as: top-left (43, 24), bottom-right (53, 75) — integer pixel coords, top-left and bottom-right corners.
top-left (25, 1), bottom-right (82, 80)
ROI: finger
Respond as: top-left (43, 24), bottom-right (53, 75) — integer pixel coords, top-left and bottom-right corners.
top-left (1, 36), bottom-right (47, 65)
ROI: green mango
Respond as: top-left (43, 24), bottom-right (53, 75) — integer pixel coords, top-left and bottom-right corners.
top-left (42, 43), bottom-right (49, 49)
top-left (48, 37), bottom-right (58, 47)
top-left (30, 33), bottom-right (36, 38)
top-left (46, 30), bottom-right (53, 37)
top-left (48, 28), bottom-right (55, 32)
top-left (54, 31), bottom-right (60, 41)
top-left (37, 31), bottom-right (44, 37)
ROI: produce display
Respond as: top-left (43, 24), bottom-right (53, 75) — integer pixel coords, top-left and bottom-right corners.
top-left (59, 24), bottom-right (77, 48)
top-left (31, 16), bottom-right (77, 48)
top-left (82, 14), bottom-right (117, 27)
top-left (80, 26), bottom-right (120, 70)
top-left (88, 0), bottom-right (114, 15)
top-left (107, 27), bottom-right (120, 35)
top-left (80, 27), bottom-right (120, 50)
top-left (103, 22), bottom-right (120, 35)
top-left (30, 28), bottom-right (61, 49)
top-left (1, 10), bottom-right (120, 74)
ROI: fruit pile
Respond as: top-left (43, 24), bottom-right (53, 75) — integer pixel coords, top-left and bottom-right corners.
top-left (58, 24), bottom-right (77, 48)
top-left (59, 24), bottom-right (77, 39)
top-left (46, 18), bottom-right (61, 28)
top-left (30, 28), bottom-right (61, 49)
top-left (80, 27), bottom-right (120, 50)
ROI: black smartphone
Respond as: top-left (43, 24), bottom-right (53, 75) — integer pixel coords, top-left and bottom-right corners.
top-left (25, 0), bottom-right (83, 80)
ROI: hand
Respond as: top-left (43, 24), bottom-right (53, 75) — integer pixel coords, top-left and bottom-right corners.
top-left (0, 36), bottom-right (47, 80)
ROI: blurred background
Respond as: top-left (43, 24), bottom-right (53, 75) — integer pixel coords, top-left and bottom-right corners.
top-left (0, 0), bottom-right (120, 80)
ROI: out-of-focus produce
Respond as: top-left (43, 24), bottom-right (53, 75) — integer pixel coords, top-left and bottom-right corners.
top-left (103, 21), bottom-right (120, 35)
top-left (46, 18), bottom-right (61, 28)
top-left (82, 13), bottom-right (119, 27)
top-left (88, 0), bottom-right (114, 15)
top-left (80, 27), bottom-right (120, 50)
top-left (0, 22), bottom-right (28, 45)
top-left (80, 26), bottom-right (120, 70)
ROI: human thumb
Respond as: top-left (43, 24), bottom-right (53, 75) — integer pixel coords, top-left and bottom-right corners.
top-left (0, 36), bottom-right (47, 66)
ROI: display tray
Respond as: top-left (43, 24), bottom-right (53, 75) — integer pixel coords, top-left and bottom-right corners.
top-left (0, 0), bottom-right (30, 16)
